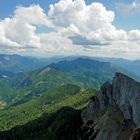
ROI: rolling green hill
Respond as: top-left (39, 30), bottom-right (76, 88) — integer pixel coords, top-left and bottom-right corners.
top-left (0, 84), bottom-right (96, 131)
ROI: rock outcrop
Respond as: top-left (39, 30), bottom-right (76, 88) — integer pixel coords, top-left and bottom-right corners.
top-left (81, 72), bottom-right (140, 140)
top-left (113, 73), bottom-right (140, 127)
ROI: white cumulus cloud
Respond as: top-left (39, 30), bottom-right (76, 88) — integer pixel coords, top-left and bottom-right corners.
top-left (0, 0), bottom-right (140, 59)
top-left (0, 4), bottom-right (50, 54)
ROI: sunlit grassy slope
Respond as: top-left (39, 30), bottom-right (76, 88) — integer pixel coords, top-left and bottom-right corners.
top-left (0, 84), bottom-right (96, 131)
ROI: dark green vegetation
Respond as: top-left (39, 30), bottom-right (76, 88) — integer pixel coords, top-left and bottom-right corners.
top-left (0, 107), bottom-right (82, 140)
top-left (0, 84), bottom-right (95, 131)
top-left (0, 72), bottom-right (30, 104)
top-left (0, 100), bottom-right (6, 109)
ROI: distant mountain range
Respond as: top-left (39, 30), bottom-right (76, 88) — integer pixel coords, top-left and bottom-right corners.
top-left (0, 57), bottom-right (137, 106)
top-left (55, 56), bottom-right (140, 80)
top-left (0, 54), bottom-right (140, 79)
top-left (44, 55), bottom-right (140, 80)
top-left (0, 54), bottom-right (47, 72)
top-left (91, 57), bottom-right (140, 80)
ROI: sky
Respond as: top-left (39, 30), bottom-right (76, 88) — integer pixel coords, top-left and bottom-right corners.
top-left (0, 0), bottom-right (140, 59)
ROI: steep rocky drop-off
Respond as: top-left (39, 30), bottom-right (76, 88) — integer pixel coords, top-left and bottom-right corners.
top-left (81, 72), bottom-right (140, 140)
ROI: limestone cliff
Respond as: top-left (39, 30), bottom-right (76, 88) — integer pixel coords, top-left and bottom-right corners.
top-left (80, 73), bottom-right (140, 140)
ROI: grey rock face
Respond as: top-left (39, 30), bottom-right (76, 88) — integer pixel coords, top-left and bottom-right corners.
top-left (112, 73), bottom-right (140, 127)
top-left (82, 97), bottom-right (100, 123)
top-left (97, 82), bottom-right (113, 110)
top-left (81, 72), bottom-right (140, 140)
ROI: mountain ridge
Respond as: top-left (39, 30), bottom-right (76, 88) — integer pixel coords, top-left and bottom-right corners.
top-left (81, 72), bottom-right (140, 140)
top-left (0, 57), bottom-right (137, 107)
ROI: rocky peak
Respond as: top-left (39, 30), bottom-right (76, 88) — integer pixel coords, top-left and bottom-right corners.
top-left (81, 72), bottom-right (140, 140)
top-left (112, 72), bottom-right (140, 127)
